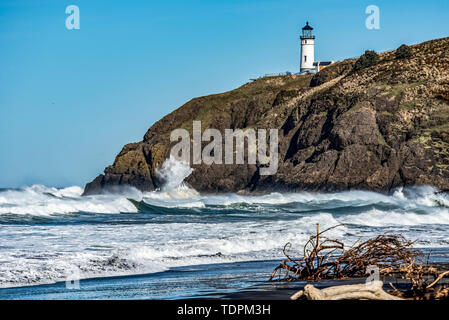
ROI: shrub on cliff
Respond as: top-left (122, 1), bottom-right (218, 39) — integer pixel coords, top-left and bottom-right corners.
top-left (395, 44), bottom-right (412, 59)
top-left (352, 50), bottom-right (379, 73)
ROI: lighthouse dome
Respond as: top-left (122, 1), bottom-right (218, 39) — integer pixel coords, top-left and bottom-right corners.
top-left (302, 21), bottom-right (313, 30)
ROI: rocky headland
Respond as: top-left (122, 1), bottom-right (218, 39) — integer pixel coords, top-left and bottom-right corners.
top-left (84, 37), bottom-right (449, 195)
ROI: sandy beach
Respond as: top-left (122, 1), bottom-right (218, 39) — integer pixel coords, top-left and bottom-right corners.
top-left (2, 249), bottom-right (448, 300)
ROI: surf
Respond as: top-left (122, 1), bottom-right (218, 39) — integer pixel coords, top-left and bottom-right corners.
top-left (0, 158), bottom-right (449, 288)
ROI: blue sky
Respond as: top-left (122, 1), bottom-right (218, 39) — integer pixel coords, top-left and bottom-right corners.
top-left (1, 0), bottom-right (448, 188)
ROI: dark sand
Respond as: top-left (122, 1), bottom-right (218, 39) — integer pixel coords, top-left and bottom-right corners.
top-left (1, 249), bottom-right (448, 300)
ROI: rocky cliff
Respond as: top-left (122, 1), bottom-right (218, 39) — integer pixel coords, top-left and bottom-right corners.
top-left (84, 37), bottom-right (449, 195)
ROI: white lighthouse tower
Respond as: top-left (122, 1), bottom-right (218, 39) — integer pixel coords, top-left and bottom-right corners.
top-left (300, 21), bottom-right (315, 72)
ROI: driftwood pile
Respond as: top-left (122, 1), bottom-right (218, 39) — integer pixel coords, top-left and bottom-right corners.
top-left (270, 224), bottom-right (449, 300)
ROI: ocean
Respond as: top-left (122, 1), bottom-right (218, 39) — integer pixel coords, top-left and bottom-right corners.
top-left (1, 160), bottom-right (449, 299)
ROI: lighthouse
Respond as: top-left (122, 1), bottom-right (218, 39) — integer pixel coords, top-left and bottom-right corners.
top-left (300, 21), bottom-right (315, 72)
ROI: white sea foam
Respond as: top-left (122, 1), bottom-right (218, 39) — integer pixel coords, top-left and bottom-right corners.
top-left (156, 155), bottom-right (195, 192)
top-left (0, 158), bottom-right (449, 288)
top-left (140, 156), bottom-right (202, 208)
top-left (339, 208), bottom-right (449, 227)
top-left (0, 213), bottom-right (346, 288)
top-left (0, 185), bottom-right (139, 216)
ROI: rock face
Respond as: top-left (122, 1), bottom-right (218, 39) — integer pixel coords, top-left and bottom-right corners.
top-left (84, 37), bottom-right (449, 195)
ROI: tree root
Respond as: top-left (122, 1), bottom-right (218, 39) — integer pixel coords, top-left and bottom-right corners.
top-left (271, 224), bottom-right (449, 300)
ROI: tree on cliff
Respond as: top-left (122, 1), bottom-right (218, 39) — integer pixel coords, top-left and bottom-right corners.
top-left (395, 44), bottom-right (412, 59)
top-left (352, 50), bottom-right (379, 73)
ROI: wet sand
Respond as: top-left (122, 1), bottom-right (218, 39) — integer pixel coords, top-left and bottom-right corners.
top-left (1, 253), bottom-right (448, 300)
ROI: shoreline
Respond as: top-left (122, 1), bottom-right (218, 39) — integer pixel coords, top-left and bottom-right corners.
top-left (0, 259), bottom-right (280, 300)
top-left (2, 247), bottom-right (448, 291)
top-left (2, 251), bottom-right (448, 300)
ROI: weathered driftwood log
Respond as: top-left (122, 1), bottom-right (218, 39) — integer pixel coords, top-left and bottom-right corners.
top-left (426, 270), bottom-right (449, 289)
top-left (290, 281), bottom-right (403, 300)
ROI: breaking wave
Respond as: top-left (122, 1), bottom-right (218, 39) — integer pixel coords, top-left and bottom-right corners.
top-left (0, 185), bottom-right (140, 216)
top-left (1, 158), bottom-right (449, 288)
